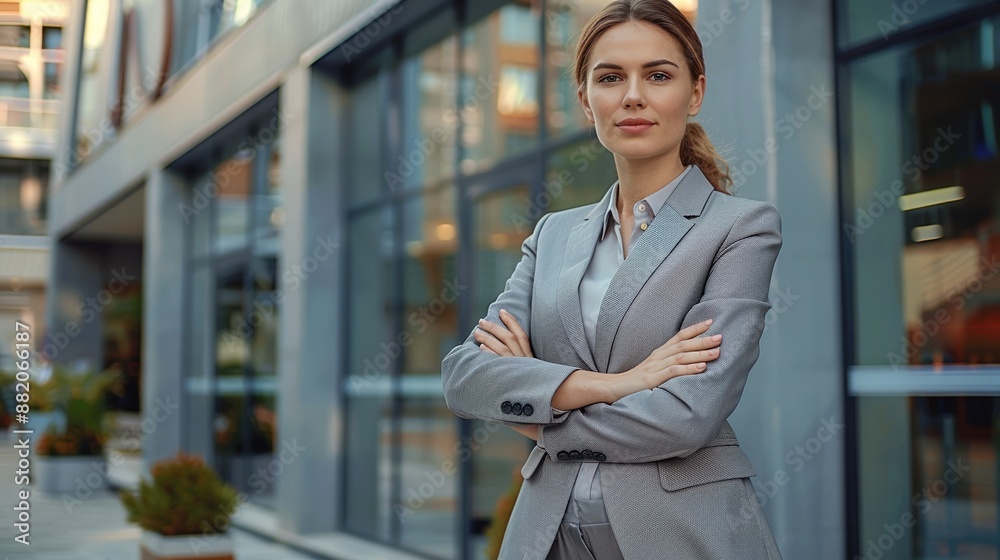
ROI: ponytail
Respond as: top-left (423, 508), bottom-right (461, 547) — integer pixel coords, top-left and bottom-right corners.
top-left (680, 122), bottom-right (732, 195)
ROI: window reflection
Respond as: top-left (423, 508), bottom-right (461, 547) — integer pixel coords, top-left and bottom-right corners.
top-left (848, 16), bottom-right (1000, 367)
top-left (858, 396), bottom-right (1000, 558)
top-left (545, 0), bottom-right (609, 139)
top-left (461, 2), bottom-right (540, 174)
top-left (400, 32), bottom-right (458, 191)
top-left (402, 187), bottom-right (458, 377)
top-left (213, 149), bottom-right (253, 254)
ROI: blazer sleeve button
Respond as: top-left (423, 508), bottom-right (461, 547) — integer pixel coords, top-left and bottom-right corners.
top-left (557, 451), bottom-right (569, 461)
top-left (501, 401), bottom-right (512, 414)
top-left (568, 450), bottom-right (581, 460)
top-left (512, 402), bottom-right (523, 415)
top-left (522, 404), bottom-right (533, 416)
top-left (581, 450), bottom-right (593, 459)
top-left (594, 452), bottom-right (607, 462)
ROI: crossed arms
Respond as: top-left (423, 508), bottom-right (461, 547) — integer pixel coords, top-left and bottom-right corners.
top-left (440, 203), bottom-right (782, 464)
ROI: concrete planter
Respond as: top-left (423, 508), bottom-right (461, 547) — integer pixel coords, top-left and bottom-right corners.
top-left (33, 454), bottom-right (106, 494)
top-left (140, 530), bottom-right (234, 560)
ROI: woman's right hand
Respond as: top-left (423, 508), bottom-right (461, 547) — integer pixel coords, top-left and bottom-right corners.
top-left (606, 319), bottom-right (722, 403)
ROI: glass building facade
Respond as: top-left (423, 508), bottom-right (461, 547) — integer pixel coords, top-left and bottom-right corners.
top-left (46, 0), bottom-right (1000, 559)
top-left (838, 1), bottom-right (1000, 557)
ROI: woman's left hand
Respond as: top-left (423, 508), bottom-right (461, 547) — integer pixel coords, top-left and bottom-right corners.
top-left (474, 309), bottom-right (534, 358)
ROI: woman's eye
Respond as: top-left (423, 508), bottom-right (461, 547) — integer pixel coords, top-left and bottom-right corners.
top-left (650, 72), bottom-right (671, 81)
top-left (597, 74), bottom-right (621, 83)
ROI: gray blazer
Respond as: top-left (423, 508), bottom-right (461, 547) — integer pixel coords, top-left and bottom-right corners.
top-left (441, 165), bottom-right (783, 560)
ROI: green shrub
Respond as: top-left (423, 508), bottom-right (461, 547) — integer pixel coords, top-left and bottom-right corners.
top-left (119, 451), bottom-right (241, 536)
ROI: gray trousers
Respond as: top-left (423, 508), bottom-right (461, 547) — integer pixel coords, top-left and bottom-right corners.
top-left (546, 463), bottom-right (625, 560)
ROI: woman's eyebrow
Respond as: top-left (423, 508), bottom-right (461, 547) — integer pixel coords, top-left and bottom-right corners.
top-left (592, 59), bottom-right (679, 71)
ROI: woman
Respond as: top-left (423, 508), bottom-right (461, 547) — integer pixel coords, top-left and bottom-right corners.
top-left (441, 1), bottom-right (783, 558)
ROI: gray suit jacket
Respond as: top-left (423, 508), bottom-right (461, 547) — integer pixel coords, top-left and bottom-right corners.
top-left (441, 165), bottom-right (783, 560)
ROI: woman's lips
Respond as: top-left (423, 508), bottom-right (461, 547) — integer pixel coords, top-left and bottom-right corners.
top-left (615, 119), bottom-right (653, 134)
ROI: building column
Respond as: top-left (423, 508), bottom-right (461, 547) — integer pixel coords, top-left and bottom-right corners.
top-left (273, 64), bottom-right (345, 534)
top-left (42, 241), bottom-right (105, 369)
top-left (698, 0), bottom-right (845, 558)
top-left (141, 169), bottom-right (187, 466)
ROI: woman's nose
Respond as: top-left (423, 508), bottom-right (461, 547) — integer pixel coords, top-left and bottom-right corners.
top-left (623, 85), bottom-right (645, 108)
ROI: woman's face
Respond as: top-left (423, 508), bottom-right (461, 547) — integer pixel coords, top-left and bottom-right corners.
top-left (579, 20), bottom-right (705, 162)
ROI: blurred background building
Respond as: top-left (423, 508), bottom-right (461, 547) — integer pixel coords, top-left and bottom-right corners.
top-left (0, 0), bottom-right (67, 373)
top-left (32, 0), bottom-right (1000, 558)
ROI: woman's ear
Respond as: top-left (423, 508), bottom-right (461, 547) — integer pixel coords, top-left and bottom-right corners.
top-left (688, 74), bottom-right (706, 117)
top-left (578, 85), bottom-right (595, 124)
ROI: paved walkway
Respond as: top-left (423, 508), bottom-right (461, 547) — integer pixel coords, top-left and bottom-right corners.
top-left (0, 432), bottom-right (320, 560)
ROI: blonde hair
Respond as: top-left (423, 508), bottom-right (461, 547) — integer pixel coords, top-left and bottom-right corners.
top-left (573, 0), bottom-right (732, 194)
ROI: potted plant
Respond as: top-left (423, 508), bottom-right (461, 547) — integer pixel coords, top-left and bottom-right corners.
top-left (33, 366), bottom-right (117, 493)
top-left (119, 451), bottom-right (240, 560)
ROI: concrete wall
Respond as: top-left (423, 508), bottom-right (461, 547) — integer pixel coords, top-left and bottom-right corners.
top-left (697, 0), bottom-right (845, 558)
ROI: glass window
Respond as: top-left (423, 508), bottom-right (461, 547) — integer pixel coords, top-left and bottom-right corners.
top-left (212, 149), bottom-right (253, 254)
top-left (253, 131), bottom-right (282, 240)
top-left (75, 0), bottom-right (113, 163)
top-left (344, 396), bottom-right (393, 540)
top-left (0, 25), bottom-right (30, 48)
top-left (348, 69), bottom-right (390, 205)
top-left (545, 0), bottom-right (610, 140)
top-left (400, 32), bottom-right (458, 191)
top-left (172, 0), bottom-right (268, 74)
top-left (843, 8), bottom-right (1000, 559)
top-left (401, 187), bottom-right (458, 377)
top-left (0, 61), bottom-right (29, 98)
top-left (345, 206), bottom-right (395, 539)
top-left (398, 397), bottom-right (458, 558)
top-left (42, 26), bottom-right (62, 50)
top-left (183, 103), bottom-right (282, 507)
top-left (857, 396), bottom-right (999, 558)
top-left (845, 15), bottom-right (1000, 368)
top-left (840, 0), bottom-right (993, 47)
top-left (461, 3), bottom-right (540, 174)
top-left (0, 158), bottom-right (48, 235)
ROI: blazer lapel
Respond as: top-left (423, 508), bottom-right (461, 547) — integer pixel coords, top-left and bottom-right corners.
top-left (592, 166), bottom-right (716, 373)
top-left (555, 184), bottom-right (615, 372)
